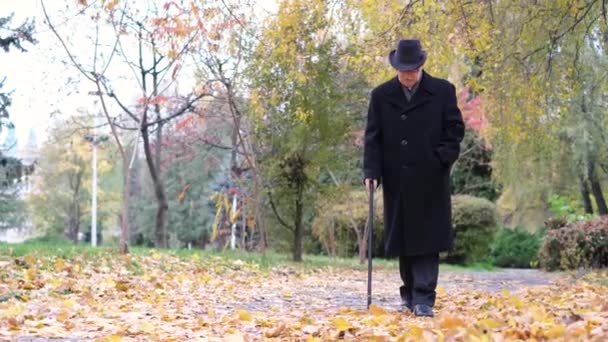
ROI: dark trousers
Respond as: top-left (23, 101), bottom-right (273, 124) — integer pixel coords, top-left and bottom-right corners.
top-left (399, 253), bottom-right (439, 307)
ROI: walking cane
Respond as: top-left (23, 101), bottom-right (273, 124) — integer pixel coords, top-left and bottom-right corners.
top-left (367, 181), bottom-right (374, 309)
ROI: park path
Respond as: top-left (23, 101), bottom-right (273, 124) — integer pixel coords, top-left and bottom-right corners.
top-left (226, 267), bottom-right (566, 314)
top-left (11, 259), bottom-right (603, 342)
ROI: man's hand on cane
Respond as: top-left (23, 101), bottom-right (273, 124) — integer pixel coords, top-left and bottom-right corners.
top-left (364, 178), bottom-right (378, 191)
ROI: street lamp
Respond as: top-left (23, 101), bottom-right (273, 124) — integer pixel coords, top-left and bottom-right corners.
top-left (84, 116), bottom-right (108, 247)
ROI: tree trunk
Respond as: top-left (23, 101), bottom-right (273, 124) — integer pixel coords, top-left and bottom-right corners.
top-left (120, 158), bottom-right (130, 254)
top-left (590, 179), bottom-right (607, 215)
top-left (254, 175), bottom-right (268, 252)
top-left (67, 170), bottom-right (83, 244)
top-left (67, 201), bottom-right (79, 244)
top-left (579, 175), bottom-right (593, 214)
top-left (589, 164), bottom-right (608, 215)
top-left (358, 228), bottom-right (366, 264)
top-left (148, 55), bottom-right (169, 248)
top-left (588, 162), bottom-right (608, 215)
top-left (293, 182), bottom-right (304, 262)
top-left (74, 204), bottom-right (81, 244)
top-left (142, 121), bottom-right (168, 248)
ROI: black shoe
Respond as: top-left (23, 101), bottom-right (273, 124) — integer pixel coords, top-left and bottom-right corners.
top-left (413, 304), bottom-right (434, 317)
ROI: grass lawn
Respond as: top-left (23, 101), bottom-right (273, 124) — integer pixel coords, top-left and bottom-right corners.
top-left (0, 235), bottom-right (494, 272)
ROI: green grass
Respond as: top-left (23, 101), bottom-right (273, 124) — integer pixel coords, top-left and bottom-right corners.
top-left (0, 235), bottom-right (494, 271)
top-left (0, 234), bottom-right (134, 260)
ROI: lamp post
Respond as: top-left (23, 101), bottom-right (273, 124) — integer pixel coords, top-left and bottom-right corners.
top-left (84, 115), bottom-right (108, 247)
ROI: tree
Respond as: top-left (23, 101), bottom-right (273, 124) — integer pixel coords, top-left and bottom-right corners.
top-left (555, 36), bottom-right (608, 215)
top-left (0, 13), bottom-right (36, 131)
top-left (0, 155), bottom-right (26, 229)
top-left (41, 0), bottom-right (224, 250)
top-left (347, 0), bottom-right (608, 219)
top-left (27, 116), bottom-right (117, 242)
top-left (0, 13), bottom-right (36, 230)
top-left (190, 0), bottom-right (271, 251)
top-left (134, 98), bottom-right (234, 247)
top-left (250, 0), bottom-right (354, 261)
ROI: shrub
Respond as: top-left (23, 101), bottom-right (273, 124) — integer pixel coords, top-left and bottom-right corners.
top-left (539, 215), bottom-right (608, 271)
top-left (544, 216), bottom-right (568, 231)
top-left (443, 195), bottom-right (499, 264)
top-left (491, 227), bottom-right (542, 268)
top-left (547, 194), bottom-right (595, 223)
top-left (450, 129), bottom-right (500, 202)
top-left (312, 188), bottom-right (384, 258)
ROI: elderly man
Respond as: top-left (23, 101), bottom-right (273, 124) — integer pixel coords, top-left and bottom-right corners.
top-left (363, 39), bottom-right (465, 317)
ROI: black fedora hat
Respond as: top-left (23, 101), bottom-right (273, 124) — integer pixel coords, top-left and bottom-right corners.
top-left (388, 39), bottom-right (427, 71)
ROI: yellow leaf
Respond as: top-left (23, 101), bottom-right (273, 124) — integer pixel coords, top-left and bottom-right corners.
top-left (104, 0), bottom-right (120, 11)
top-left (407, 325), bottom-right (424, 339)
top-left (436, 287), bottom-right (446, 296)
top-left (237, 309), bottom-right (252, 321)
top-left (25, 255), bottom-right (36, 264)
top-left (56, 310), bottom-right (70, 322)
top-left (62, 299), bottom-right (76, 309)
top-left (501, 288), bottom-right (510, 296)
top-left (139, 322), bottom-right (155, 334)
top-left (282, 292), bottom-right (292, 298)
top-left (369, 304), bottom-right (387, 316)
top-left (440, 316), bottom-right (467, 330)
top-left (264, 322), bottom-right (286, 338)
top-left (7, 317), bottom-right (20, 331)
top-left (432, 329), bottom-right (445, 342)
top-left (54, 258), bottom-right (65, 272)
top-left (333, 318), bottom-right (351, 332)
top-left (545, 324), bottom-right (567, 338)
top-left (478, 318), bottom-right (501, 330)
top-left (5, 303), bottom-right (25, 318)
top-left (50, 278), bottom-right (62, 288)
top-left (167, 49), bottom-right (178, 60)
top-left (25, 268), bottom-right (37, 281)
top-left (115, 280), bottom-right (129, 292)
top-left (100, 336), bottom-right (122, 342)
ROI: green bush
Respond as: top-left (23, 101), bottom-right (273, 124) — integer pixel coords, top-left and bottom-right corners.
top-left (450, 129), bottom-right (501, 202)
top-left (544, 216), bottom-right (568, 231)
top-left (491, 227), bottom-right (542, 268)
top-left (312, 188), bottom-right (384, 258)
top-left (547, 194), bottom-right (595, 223)
top-left (443, 194), bottom-right (499, 264)
top-left (539, 215), bottom-right (608, 271)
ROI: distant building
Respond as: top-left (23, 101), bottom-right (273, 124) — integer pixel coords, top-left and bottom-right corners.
top-left (0, 127), bottom-right (39, 242)
top-left (1, 126), bottom-right (39, 194)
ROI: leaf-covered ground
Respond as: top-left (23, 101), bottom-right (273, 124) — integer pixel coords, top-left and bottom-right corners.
top-left (0, 250), bottom-right (606, 341)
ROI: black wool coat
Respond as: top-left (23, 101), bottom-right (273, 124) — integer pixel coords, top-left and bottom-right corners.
top-left (363, 71), bottom-right (465, 257)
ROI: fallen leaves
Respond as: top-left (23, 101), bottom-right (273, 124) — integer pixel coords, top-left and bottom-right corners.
top-left (0, 250), bottom-right (606, 341)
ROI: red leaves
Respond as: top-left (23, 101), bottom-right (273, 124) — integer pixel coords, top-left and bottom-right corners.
top-left (137, 96), bottom-right (169, 106)
top-left (175, 115), bottom-right (193, 131)
top-left (458, 87), bottom-right (488, 134)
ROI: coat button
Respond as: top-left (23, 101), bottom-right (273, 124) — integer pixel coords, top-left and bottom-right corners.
top-left (401, 139), bottom-right (408, 146)
top-left (401, 114), bottom-right (407, 120)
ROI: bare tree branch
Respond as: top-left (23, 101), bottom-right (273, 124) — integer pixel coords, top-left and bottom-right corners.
top-left (143, 91), bottom-right (212, 128)
top-left (40, 0), bottom-right (95, 83)
top-left (268, 191), bottom-right (292, 231)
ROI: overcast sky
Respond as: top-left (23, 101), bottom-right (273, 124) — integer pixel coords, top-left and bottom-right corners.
top-left (0, 0), bottom-right (277, 148)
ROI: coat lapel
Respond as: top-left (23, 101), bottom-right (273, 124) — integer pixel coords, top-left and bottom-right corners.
top-left (385, 71), bottom-right (435, 114)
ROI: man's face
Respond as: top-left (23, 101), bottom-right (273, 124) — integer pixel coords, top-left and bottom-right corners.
top-left (398, 67), bottom-right (422, 88)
